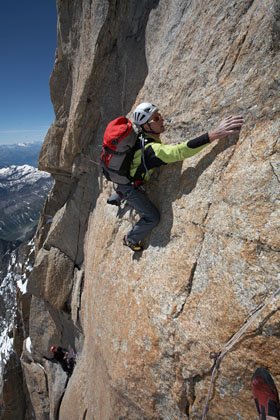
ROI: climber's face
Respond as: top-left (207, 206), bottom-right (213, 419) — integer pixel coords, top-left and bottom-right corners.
top-left (144, 111), bottom-right (165, 134)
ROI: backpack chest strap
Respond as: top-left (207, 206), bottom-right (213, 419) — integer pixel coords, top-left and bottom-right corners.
top-left (103, 146), bottom-right (129, 156)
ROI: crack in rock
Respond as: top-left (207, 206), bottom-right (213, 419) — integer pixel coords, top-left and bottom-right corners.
top-left (227, 30), bottom-right (249, 76)
top-left (173, 262), bottom-right (197, 319)
top-left (172, 198), bottom-right (214, 319)
top-left (270, 161), bottom-right (280, 183)
top-left (190, 221), bottom-right (280, 253)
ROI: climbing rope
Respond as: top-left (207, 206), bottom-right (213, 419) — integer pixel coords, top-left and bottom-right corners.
top-left (88, 159), bottom-right (100, 166)
top-left (201, 285), bottom-right (280, 419)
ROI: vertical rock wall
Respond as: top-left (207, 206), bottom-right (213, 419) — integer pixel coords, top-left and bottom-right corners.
top-left (24, 0), bottom-right (279, 419)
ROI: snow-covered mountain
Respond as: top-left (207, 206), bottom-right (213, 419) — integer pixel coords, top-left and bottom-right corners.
top-left (0, 243), bottom-right (31, 374)
top-left (0, 163), bottom-right (52, 416)
top-left (0, 238), bottom-right (34, 415)
top-left (0, 165), bottom-right (53, 241)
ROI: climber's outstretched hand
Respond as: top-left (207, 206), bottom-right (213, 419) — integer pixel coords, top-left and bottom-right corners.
top-left (209, 115), bottom-right (244, 142)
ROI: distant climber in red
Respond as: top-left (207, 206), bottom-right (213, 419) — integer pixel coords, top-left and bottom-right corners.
top-left (252, 367), bottom-right (280, 419)
top-left (50, 345), bottom-right (76, 376)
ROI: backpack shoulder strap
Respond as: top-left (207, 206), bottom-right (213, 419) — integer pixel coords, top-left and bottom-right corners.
top-left (136, 132), bottom-right (155, 178)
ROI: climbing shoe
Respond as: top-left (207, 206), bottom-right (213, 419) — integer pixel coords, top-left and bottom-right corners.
top-left (252, 367), bottom-right (280, 420)
top-left (123, 236), bottom-right (143, 252)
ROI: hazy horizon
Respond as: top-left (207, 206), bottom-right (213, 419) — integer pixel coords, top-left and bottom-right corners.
top-left (0, 139), bottom-right (44, 147)
top-left (0, 127), bottom-right (50, 145)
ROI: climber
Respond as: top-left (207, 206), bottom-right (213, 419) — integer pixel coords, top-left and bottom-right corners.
top-left (252, 367), bottom-right (280, 420)
top-left (118, 102), bottom-right (244, 252)
top-left (50, 345), bottom-right (76, 376)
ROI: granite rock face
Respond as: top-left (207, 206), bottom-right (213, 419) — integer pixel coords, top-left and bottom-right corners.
top-left (23, 0), bottom-right (280, 419)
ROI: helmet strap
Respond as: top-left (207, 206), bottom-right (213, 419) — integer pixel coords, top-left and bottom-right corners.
top-left (144, 123), bottom-right (161, 135)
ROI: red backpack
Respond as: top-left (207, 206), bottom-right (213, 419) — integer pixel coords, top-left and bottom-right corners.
top-left (100, 116), bottom-right (138, 185)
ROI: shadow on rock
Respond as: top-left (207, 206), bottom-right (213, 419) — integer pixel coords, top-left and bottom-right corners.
top-left (150, 136), bottom-right (239, 248)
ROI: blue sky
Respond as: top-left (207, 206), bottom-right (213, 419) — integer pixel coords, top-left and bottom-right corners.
top-left (0, 1), bottom-right (57, 145)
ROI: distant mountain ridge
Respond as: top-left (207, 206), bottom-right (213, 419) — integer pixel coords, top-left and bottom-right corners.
top-left (0, 142), bottom-right (43, 168)
top-left (0, 146), bottom-right (53, 416)
top-left (0, 165), bottom-right (53, 241)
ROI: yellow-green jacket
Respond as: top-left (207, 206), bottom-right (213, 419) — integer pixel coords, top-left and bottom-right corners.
top-left (130, 131), bottom-right (210, 182)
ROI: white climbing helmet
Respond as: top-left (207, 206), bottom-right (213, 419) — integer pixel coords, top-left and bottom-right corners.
top-left (132, 102), bottom-right (158, 126)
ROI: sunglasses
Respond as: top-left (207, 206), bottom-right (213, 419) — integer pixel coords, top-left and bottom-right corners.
top-left (148, 113), bottom-right (163, 123)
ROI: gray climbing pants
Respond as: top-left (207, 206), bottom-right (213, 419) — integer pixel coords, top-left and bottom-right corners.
top-left (117, 184), bottom-right (160, 244)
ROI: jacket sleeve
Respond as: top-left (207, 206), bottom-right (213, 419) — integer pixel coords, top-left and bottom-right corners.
top-left (150, 133), bottom-right (210, 165)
